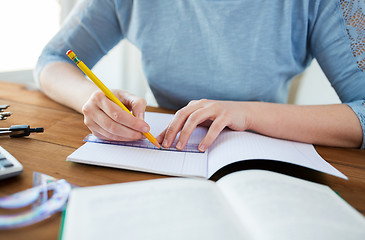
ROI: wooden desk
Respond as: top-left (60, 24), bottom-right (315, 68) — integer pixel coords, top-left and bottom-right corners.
top-left (0, 81), bottom-right (364, 239)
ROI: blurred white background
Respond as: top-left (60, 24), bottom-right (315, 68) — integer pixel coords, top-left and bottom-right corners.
top-left (0, 0), bottom-right (340, 106)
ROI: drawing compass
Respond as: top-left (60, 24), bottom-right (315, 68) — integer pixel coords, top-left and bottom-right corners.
top-left (0, 125), bottom-right (44, 137)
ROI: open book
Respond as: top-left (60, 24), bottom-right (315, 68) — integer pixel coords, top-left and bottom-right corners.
top-left (62, 170), bottom-right (365, 240)
top-left (67, 112), bottom-right (346, 179)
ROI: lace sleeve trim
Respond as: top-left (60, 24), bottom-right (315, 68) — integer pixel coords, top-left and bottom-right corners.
top-left (340, 0), bottom-right (365, 71)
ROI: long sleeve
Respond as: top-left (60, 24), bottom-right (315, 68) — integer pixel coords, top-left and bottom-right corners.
top-left (34, 0), bottom-right (365, 148)
top-left (309, 0), bottom-right (365, 148)
top-left (34, 0), bottom-right (126, 85)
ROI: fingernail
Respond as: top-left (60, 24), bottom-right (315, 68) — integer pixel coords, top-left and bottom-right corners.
top-left (142, 127), bottom-right (149, 133)
top-left (199, 144), bottom-right (205, 152)
top-left (163, 139), bottom-right (169, 148)
top-left (176, 141), bottom-right (182, 150)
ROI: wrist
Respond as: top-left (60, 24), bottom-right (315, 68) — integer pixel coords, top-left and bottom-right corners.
top-left (238, 101), bottom-right (256, 131)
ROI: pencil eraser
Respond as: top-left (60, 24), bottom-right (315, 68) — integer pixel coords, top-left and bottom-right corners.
top-left (66, 50), bottom-right (73, 55)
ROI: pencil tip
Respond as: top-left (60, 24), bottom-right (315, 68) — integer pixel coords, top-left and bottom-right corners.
top-left (153, 141), bottom-right (162, 149)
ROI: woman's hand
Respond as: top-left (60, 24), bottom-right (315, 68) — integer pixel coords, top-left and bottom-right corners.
top-left (82, 89), bottom-right (150, 141)
top-left (157, 99), bottom-right (252, 152)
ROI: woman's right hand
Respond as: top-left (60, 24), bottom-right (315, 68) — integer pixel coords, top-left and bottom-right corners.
top-left (82, 89), bottom-right (150, 141)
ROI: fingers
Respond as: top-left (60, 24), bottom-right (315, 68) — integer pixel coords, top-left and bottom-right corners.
top-left (83, 90), bottom-right (149, 141)
top-left (161, 100), bottom-right (203, 149)
top-left (161, 99), bottom-right (249, 152)
top-left (116, 91), bottom-right (147, 120)
top-left (176, 108), bottom-right (229, 152)
top-left (161, 99), bottom-right (223, 152)
top-left (198, 117), bottom-right (227, 152)
top-left (100, 95), bottom-right (149, 133)
top-left (156, 128), bottom-right (167, 144)
top-left (174, 108), bottom-right (216, 151)
top-left (84, 106), bottom-right (145, 141)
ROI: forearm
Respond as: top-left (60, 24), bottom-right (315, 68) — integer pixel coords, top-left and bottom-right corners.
top-left (246, 102), bottom-right (363, 148)
top-left (39, 62), bottom-right (98, 113)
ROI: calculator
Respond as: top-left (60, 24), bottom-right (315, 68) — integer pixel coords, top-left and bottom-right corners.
top-left (0, 146), bottom-right (23, 180)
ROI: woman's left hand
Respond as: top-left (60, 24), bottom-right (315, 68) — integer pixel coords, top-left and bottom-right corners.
top-left (157, 99), bottom-right (252, 152)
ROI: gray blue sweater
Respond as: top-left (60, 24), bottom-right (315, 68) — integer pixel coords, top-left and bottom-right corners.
top-left (35, 0), bottom-right (365, 148)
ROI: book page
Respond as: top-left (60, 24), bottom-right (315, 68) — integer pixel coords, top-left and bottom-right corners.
top-left (207, 130), bottom-right (346, 179)
top-left (63, 178), bottom-right (251, 240)
top-left (216, 170), bottom-right (365, 240)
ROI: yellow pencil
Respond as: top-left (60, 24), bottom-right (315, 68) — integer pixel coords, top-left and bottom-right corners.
top-left (66, 50), bottom-right (161, 149)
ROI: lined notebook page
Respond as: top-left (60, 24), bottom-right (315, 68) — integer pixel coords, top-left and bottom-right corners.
top-left (67, 112), bottom-right (208, 177)
top-left (67, 112), bottom-right (346, 179)
top-left (207, 130), bottom-right (346, 179)
top-left (67, 142), bottom-right (208, 177)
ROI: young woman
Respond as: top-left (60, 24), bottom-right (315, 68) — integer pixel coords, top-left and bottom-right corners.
top-left (35, 0), bottom-right (365, 152)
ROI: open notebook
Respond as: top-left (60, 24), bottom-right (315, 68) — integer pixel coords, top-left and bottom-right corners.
top-left (67, 112), bottom-right (346, 179)
top-left (62, 170), bottom-right (365, 240)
